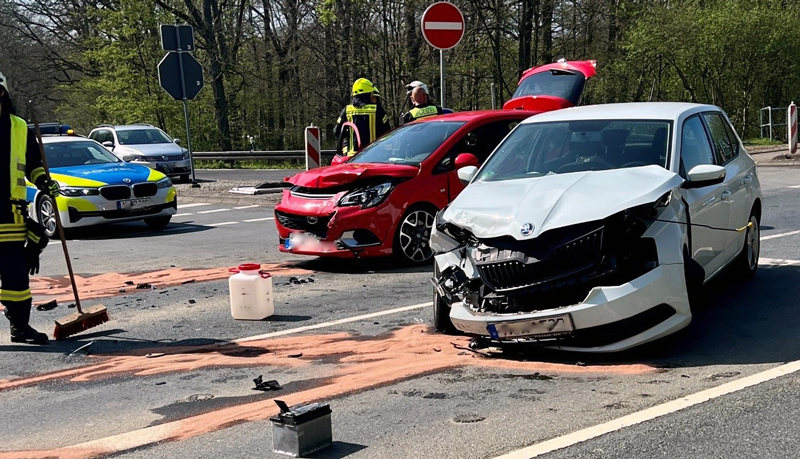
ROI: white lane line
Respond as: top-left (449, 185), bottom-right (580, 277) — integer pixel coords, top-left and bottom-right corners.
top-left (494, 360), bottom-right (800, 459)
top-left (761, 229), bottom-right (800, 241)
top-left (234, 205), bottom-right (260, 210)
top-left (208, 221), bottom-right (238, 227)
top-left (235, 302), bottom-right (432, 343)
top-left (244, 217), bottom-right (274, 222)
top-left (760, 257), bottom-right (800, 266)
top-left (198, 208), bottom-right (230, 214)
top-left (173, 213), bottom-right (192, 217)
top-left (788, 185), bottom-right (800, 188)
top-left (178, 203), bottom-right (211, 209)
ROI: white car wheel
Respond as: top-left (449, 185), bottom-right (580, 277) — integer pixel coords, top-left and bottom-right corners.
top-left (37, 196), bottom-right (57, 238)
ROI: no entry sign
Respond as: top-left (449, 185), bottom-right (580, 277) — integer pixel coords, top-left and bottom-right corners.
top-left (421, 2), bottom-right (465, 50)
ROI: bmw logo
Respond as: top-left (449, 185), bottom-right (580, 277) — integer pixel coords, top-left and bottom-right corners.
top-left (307, 216), bottom-right (318, 224)
top-left (122, 178), bottom-right (131, 183)
top-left (520, 222), bottom-right (535, 237)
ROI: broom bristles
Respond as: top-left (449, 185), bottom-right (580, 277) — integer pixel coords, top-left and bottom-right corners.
top-left (53, 305), bottom-right (110, 340)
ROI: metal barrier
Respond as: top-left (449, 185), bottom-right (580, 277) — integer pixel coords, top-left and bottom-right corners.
top-left (760, 106), bottom-right (788, 141)
top-left (192, 150), bottom-right (337, 162)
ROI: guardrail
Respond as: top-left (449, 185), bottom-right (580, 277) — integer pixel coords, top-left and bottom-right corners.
top-left (192, 150), bottom-right (337, 161)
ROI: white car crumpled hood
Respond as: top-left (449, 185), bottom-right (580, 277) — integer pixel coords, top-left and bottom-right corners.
top-left (442, 165), bottom-right (683, 240)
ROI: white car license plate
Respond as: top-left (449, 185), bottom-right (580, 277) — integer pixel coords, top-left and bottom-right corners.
top-left (117, 198), bottom-right (153, 210)
top-left (156, 163), bottom-right (173, 172)
top-left (487, 314), bottom-right (574, 340)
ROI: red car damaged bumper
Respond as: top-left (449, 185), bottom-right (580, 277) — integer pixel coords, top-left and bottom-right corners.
top-left (274, 189), bottom-right (402, 258)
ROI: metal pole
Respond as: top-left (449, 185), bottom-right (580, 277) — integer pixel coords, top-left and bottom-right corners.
top-left (768, 106), bottom-right (773, 142)
top-left (491, 83), bottom-right (496, 110)
top-left (439, 49), bottom-right (445, 108)
top-left (175, 26), bottom-right (199, 187)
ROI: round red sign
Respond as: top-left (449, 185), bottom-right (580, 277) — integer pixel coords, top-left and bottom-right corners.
top-left (421, 2), bottom-right (465, 50)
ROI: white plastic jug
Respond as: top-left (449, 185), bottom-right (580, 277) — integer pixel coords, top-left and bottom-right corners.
top-left (229, 263), bottom-right (274, 320)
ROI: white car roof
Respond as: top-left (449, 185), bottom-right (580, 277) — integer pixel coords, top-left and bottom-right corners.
top-left (521, 102), bottom-right (721, 124)
top-left (40, 136), bottom-right (95, 144)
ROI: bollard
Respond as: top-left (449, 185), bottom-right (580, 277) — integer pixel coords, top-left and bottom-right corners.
top-left (789, 102), bottom-right (797, 155)
top-left (305, 125), bottom-right (321, 170)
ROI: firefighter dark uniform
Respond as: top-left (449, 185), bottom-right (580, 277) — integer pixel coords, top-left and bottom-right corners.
top-left (400, 102), bottom-right (444, 125)
top-left (333, 78), bottom-right (391, 156)
top-left (0, 71), bottom-right (56, 344)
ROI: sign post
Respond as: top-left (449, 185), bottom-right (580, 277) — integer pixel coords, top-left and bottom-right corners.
top-left (305, 125), bottom-right (321, 170)
top-left (421, 2), bottom-right (465, 108)
top-left (158, 24), bottom-right (204, 187)
top-left (789, 102), bottom-right (797, 156)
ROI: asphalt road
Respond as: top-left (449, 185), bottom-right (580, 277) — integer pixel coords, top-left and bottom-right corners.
top-left (1, 167), bottom-right (800, 458)
top-left (194, 169), bottom-right (302, 184)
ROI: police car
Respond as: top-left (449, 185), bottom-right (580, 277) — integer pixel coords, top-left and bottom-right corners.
top-left (27, 124), bottom-right (177, 236)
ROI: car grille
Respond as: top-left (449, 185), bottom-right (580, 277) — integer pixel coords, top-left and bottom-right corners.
top-left (159, 154), bottom-right (184, 161)
top-left (100, 185), bottom-right (131, 201)
top-left (275, 210), bottom-right (332, 236)
top-left (476, 227), bottom-right (604, 292)
top-left (133, 182), bottom-right (158, 197)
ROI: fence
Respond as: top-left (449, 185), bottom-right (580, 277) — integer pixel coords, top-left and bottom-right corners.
top-left (760, 106), bottom-right (788, 142)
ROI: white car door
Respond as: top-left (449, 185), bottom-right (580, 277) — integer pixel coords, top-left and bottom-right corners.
top-left (678, 115), bottom-right (730, 278)
top-left (702, 112), bottom-right (756, 260)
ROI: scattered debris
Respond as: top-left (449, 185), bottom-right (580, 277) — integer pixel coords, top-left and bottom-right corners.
top-left (423, 393), bottom-right (448, 399)
top-left (182, 394), bottom-right (214, 402)
top-left (146, 353), bottom-right (165, 359)
top-left (152, 285), bottom-right (158, 290)
top-left (181, 279), bottom-right (196, 285)
top-left (576, 361), bottom-right (587, 367)
top-left (706, 371), bottom-right (740, 382)
top-left (136, 283), bottom-right (151, 289)
top-left (118, 288), bottom-right (126, 293)
top-left (603, 402), bottom-right (628, 410)
top-left (433, 347), bottom-right (441, 352)
top-left (36, 300), bottom-right (58, 311)
top-left (67, 303), bottom-right (76, 308)
top-left (47, 286), bottom-right (53, 289)
top-left (453, 414), bottom-right (485, 424)
top-left (373, 322), bottom-right (380, 325)
top-left (681, 374), bottom-right (690, 378)
top-left (288, 353), bottom-right (303, 358)
top-left (125, 281), bottom-right (135, 286)
top-left (452, 342), bottom-right (491, 357)
top-left (253, 375), bottom-right (283, 391)
top-left (67, 341), bottom-right (93, 357)
top-left (188, 299), bottom-right (196, 304)
top-left (155, 381), bottom-right (166, 386)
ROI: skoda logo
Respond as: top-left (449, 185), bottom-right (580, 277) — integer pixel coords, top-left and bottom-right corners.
top-left (122, 178), bottom-right (131, 183)
top-left (162, 155), bottom-right (169, 160)
top-left (520, 222), bottom-right (535, 237)
top-left (307, 216), bottom-right (318, 224)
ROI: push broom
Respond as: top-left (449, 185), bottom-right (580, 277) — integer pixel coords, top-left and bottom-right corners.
top-left (29, 106), bottom-right (109, 339)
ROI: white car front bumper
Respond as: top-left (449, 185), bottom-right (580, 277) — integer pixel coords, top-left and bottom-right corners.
top-left (49, 188), bottom-right (177, 229)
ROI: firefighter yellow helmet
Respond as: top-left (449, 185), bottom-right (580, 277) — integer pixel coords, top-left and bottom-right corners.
top-left (352, 78), bottom-right (376, 96)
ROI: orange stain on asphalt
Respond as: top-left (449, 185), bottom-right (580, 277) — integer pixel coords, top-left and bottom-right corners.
top-left (0, 325), bottom-right (654, 458)
top-left (24, 263), bottom-right (311, 306)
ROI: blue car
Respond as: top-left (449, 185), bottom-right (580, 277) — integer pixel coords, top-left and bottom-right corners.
top-left (28, 131), bottom-right (178, 236)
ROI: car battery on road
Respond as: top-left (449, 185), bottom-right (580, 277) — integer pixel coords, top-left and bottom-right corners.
top-left (270, 400), bottom-right (332, 457)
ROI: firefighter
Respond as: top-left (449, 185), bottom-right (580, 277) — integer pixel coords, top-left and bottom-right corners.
top-left (333, 78), bottom-right (391, 156)
top-left (400, 84), bottom-right (443, 125)
top-left (0, 70), bottom-right (59, 344)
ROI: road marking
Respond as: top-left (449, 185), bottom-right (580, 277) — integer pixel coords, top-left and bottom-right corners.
top-left (244, 217), bottom-right (274, 222)
top-left (198, 208), bottom-right (230, 214)
top-left (788, 185), bottom-right (800, 188)
top-left (235, 302), bottom-right (432, 343)
top-left (234, 205), bottom-right (260, 209)
top-left (173, 213), bottom-right (192, 217)
top-left (178, 203), bottom-right (211, 209)
top-left (494, 359), bottom-right (800, 459)
top-left (761, 229), bottom-right (800, 240)
top-left (760, 257), bottom-right (800, 266)
top-left (208, 221), bottom-right (238, 227)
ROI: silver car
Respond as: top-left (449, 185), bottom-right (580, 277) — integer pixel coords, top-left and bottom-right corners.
top-left (89, 124), bottom-right (193, 182)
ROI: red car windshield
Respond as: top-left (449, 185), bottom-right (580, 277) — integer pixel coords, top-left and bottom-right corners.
top-left (512, 70), bottom-right (587, 106)
top-left (349, 121), bottom-right (465, 166)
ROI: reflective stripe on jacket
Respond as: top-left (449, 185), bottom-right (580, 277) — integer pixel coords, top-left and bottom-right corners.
top-left (9, 114), bottom-right (27, 202)
top-left (344, 104), bottom-right (377, 156)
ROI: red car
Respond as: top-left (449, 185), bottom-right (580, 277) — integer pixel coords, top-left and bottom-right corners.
top-left (275, 60), bottom-right (597, 263)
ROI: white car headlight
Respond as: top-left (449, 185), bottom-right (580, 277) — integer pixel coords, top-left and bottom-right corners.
top-left (61, 186), bottom-right (100, 197)
top-left (156, 177), bottom-right (173, 189)
top-left (338, 182), bottom-right (394, 209)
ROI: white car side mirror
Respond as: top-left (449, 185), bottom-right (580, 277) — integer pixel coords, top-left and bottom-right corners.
top-left (684, 164), bottom-right (726, 189)
top-left (457, 166), bottom-right (478, 185)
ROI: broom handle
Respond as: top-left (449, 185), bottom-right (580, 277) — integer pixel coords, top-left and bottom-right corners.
top-left (29, 107), bottom-right (83, 314)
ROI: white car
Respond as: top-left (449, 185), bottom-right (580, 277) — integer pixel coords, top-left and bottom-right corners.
top-left (430, 102), bottom-right (761, 352)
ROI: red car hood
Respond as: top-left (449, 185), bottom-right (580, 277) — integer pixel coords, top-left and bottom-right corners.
top-left (286, 163), bottom-right (419, 188)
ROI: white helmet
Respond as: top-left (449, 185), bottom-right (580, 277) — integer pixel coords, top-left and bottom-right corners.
top-left (405, 80), bottom-right (428, 96)
top-left (0, 70), bottom-right (7, 93)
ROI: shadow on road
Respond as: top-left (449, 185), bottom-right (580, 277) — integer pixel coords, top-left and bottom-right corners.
top-left (308, 442), bottom-right (368, 458)
top-left (489, 263), bottom-right (800, 368)
top-left (70, 221), bottom-right (213, 240)
top-left (294, 257), bottom-right (433, 275)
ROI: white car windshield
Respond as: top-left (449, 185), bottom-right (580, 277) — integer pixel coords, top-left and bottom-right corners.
top-left (477, 119), bottom-right (672, 182)
top-left (349, 121), bottom-right (465, 165)
top-left (117, 129), bottom-right (173, 145)
top-left (44, 141), bottom-right (121, 168)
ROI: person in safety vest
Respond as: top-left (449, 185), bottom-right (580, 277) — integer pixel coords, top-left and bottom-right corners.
top-left (400, 84), bottom-right (443, 125)
top-left (0, 70), bottom-right (59, 344)
top-left (333, 78), bottom-right (391, 156)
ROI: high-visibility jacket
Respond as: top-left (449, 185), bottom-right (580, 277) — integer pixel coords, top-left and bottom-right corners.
top-left (1, 114), bottom-right (46, 243)
top-left (333, 97), bottom-right (391, 156)
top-left (401, 103), bottom-right (444, 125)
